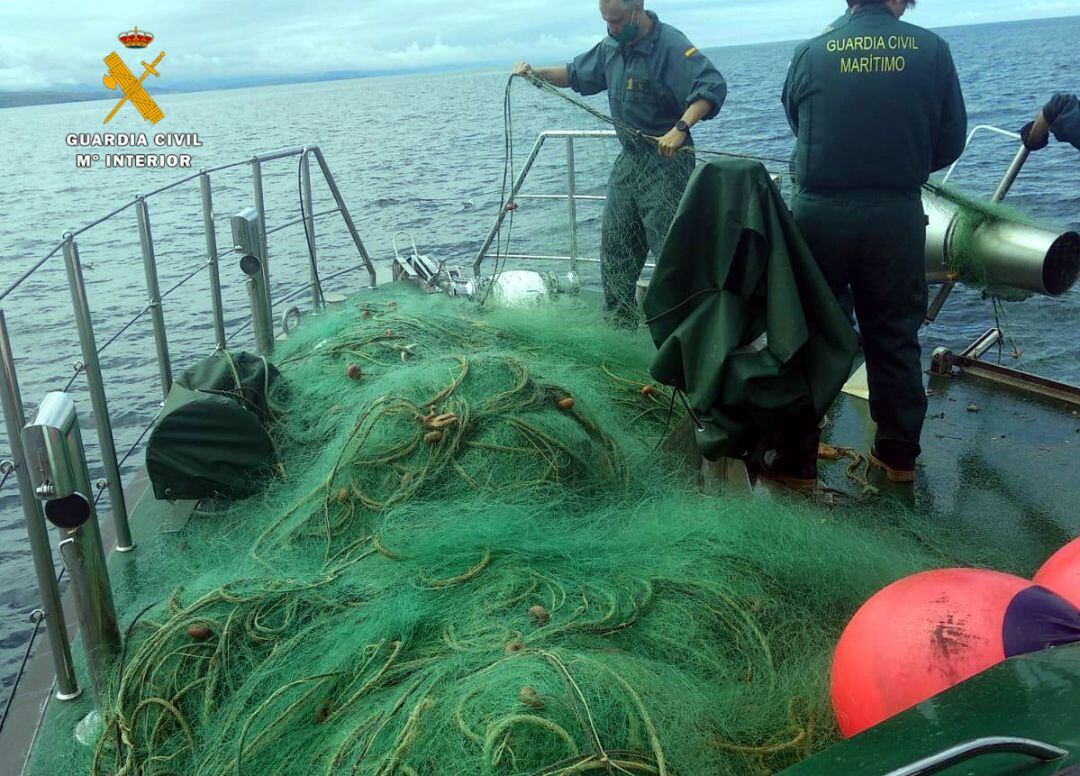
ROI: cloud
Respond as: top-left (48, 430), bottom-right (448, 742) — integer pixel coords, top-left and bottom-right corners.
top-left (1, 0), bottom-right (1078, 91)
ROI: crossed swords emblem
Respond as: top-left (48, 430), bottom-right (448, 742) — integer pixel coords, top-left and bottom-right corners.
top-left (102, 50), bottom-right (166, 125)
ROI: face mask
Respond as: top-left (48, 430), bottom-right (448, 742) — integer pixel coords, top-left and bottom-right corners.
top-left (611, 8), bottom-right (640, 45)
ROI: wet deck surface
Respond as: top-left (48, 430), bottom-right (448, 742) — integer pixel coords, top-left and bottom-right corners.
top-left (821, 365), bottom-right (1079, 574)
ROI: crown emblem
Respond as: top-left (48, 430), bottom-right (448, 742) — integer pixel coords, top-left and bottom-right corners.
top-left (118, 26), bottom-right (154, 49)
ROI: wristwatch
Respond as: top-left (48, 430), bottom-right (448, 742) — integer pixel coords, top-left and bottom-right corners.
top-left (675, 120), bottom-right (691, 133)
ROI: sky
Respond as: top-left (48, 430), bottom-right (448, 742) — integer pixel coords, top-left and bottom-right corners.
top-left (3, 0), bottom-right (1080, 92)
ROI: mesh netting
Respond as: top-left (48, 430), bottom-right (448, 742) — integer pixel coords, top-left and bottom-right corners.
top-left (923, 180), bottom-right (1042, 293)
top-left (29, 287), bottom-right (1017, 776)
top-left (493, 75), bottom-right (1036, 319)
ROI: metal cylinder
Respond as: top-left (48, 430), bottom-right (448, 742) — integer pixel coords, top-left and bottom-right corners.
top-left (62, 235), bottom-right (133, 551)
top-left (135, 197), bottom-right (173, 398)
top-left (0, 311), bottom-right (80, 700)
top-left (199, 172), bottom-right (228, 351)
top-left (922, 190), bottom-right (1080, 296)
top-left (22, 392), bottom-right (121, 699)
top-left (973, 222), bottom-right (1080, 296)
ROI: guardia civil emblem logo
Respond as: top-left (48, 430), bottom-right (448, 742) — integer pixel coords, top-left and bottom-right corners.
top-left (102, 27), bottom-right (166, 125)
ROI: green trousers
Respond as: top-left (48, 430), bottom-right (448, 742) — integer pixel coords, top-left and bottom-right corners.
top-left (601, 149), bottom-right (695, 318)
top-left (792, 190), bottom-right (928, 468)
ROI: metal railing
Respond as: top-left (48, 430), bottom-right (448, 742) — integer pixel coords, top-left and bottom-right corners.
top-left (471, 129), bottom-right (789, 278)
top-left (941, 124), bottom-right (1023, 186)
top-left (473, 130), bottom-right (618, 277)
top-left (0, 143), bottom-right (377, 720)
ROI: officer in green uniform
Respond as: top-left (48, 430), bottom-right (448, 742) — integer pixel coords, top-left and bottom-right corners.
top-left (514, 0), bottom-right (727, 321)
top-left (775, 0), bottom-right (967, 486)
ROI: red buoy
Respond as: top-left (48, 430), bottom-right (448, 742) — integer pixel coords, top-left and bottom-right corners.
top-left (831, 568), bottom-right (1080, 738)
top-left (1034, 538), bottom-right (1080, 608)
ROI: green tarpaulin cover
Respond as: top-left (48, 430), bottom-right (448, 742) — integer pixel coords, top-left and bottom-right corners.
top-left (643, 159), bottom-right (858, 460)
top-left (146, 351), bottom-right (281, 500)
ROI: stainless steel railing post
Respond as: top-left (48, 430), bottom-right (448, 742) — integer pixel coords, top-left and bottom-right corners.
top-left (310, 147), bottom-right (378, 289)
top-left (472, 134), bottom-right (548, 277)
top-left (135, 196), bottom-right (173, 398)
top-left (199, 172), bottom-right (228, 351)
top-left (250, 157), bottom-right (274, 312)
top-left (0, 310), bottom-right (80, 700)
top-left (566, 136), bottom-right (579, 275)
top-left (23, 392), bottom-right (121, 700)
top-left (301, 150), bottom-right (322, 310)
top-left (61, 233), bottom-right (133, 552)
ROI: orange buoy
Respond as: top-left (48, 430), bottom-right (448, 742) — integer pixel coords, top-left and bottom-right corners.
top-left (831, 568), bottom-right (1080, 738)
top-left (1034, 538), bottom-right (1080, 608)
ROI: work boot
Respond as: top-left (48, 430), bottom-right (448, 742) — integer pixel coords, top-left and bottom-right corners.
top-left (868, 447), bottom-right (916, 484)
top-left (759, 449), bottom-right (818, 493)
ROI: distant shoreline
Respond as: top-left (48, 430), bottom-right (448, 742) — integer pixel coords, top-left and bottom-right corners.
top-left (2, 13), bottom-right (1076, 111)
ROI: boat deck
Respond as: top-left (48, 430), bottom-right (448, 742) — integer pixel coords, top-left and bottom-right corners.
top-left (2, 285), bottom-right (1079, 775)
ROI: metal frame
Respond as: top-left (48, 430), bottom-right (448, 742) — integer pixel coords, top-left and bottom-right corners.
top-left (0, 312), bottom-right (79, 701)
top-left (941, 125), bottom-right (1022, 185)
top-left (473, 130), bottom-right (617, 277)
top-left (0, 144), bottom-right (379, 729)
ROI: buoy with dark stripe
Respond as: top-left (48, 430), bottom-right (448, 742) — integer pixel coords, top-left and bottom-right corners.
top-left (1034, 537), bottom-right (1080, 608)
top-left (831, 568), bottom-right (1080, 738)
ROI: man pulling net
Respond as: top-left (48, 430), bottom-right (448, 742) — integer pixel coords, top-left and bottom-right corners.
top-left (514, 0), bottom-right (727, 324)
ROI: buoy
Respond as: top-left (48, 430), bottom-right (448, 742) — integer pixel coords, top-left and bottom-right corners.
top-left (831, 568), bottom-right (1080, 738)
top-left (528, 604), bottom-right (550, 626)
top-left (347, 364), bottom-right (362, 380)
top-left (1034, 538), bottom-right (1080, 608)
top-left (520, 685), bottom-right (544, 709)
top-left (556, 397), bottom-right (575, 411)
top-left (187, 624), bottom-right (213, 641)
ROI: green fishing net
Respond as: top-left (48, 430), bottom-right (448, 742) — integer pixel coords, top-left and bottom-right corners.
top-left (27, 286), bottom-right (1018, 776)
top-left (922, 180), bottom-right (1044, 295)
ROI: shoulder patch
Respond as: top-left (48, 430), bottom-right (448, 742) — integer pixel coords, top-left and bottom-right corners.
top-left (684, 46), bottom-right (698, 58)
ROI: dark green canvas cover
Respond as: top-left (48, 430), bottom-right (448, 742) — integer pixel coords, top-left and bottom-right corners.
top-left (146, 352), bottom-right (281, 500)
top-left (643, 159), bottom-right (858, 460)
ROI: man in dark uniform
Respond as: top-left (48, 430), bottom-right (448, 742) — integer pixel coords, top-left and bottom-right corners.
top-left (1023, 93), bottom-right (1080, 151)
top-left (774, 0), bottom-right (967, 487)
top-left (514, 0), bottom-right (727, 321)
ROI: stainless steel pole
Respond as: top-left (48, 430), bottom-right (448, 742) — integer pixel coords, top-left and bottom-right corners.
top-left (301, 150), bottom-right (322, 310)
top-left (472, 134), bottom-right (547, 277)
top-left (199, 172), bottom-right (228, 351)
top-left (245, 277), bottom-right (275, 356)
top-left (566, 136), bottom-right (579, 275)
top-left (991, 146), bottom-right (1030, 203)
top-left (61, 233), bottom-right (133, 551)
top-left (250, 157), bottom-right (273, 311)
top-left (992, 112), bottom-right (1049, 203)
top-left (0, 311), bottom-right (80, 700)
top-left (135, 196), bottom-right (173, 398)
top-left (310, 147), bottom-right (378, 288)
